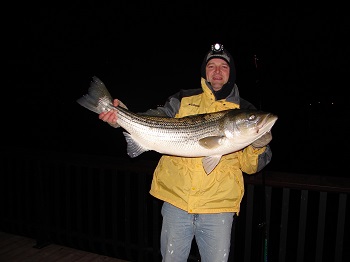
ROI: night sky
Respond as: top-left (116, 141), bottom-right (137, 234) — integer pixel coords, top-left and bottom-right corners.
top-left (5, 5), bottom-right (349, 176)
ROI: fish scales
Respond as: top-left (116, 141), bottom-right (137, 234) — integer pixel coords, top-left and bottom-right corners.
top-left (116, 107), bottom-right (227, 153)
top-left (77, 76), bottom-right (278, 174)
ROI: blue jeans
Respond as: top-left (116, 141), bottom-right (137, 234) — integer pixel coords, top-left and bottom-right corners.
top-left (161, 202), bottom-right (235, 262)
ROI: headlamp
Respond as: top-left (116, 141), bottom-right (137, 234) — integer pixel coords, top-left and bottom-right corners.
top-left (206, 43), bottom-right (230, 64)
top-left (211, 43), bottom-right (224, 53)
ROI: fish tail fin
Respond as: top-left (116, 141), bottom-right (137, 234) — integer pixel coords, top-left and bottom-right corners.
top-left (77, 76), bottom-right (115, 114)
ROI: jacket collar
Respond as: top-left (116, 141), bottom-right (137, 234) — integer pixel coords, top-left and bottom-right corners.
top-left (201, 78), bottom-right (241, 105)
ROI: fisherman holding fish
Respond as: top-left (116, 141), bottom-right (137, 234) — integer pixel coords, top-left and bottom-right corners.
top-left (98, 43), bottom-right (273, 262)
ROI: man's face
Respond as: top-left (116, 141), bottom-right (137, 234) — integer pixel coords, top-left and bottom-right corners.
top-left (205, 58), bottom-right (230, 91)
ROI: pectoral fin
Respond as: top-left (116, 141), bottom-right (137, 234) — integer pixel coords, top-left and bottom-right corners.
top-left (202, 155), bottom-right (222, 175)
top-left (199, 136), bottom-right (224, 149)
top-left (123, 132), bottom-right (149, 158)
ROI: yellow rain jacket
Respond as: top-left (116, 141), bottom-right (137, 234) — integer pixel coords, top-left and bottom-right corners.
top-left (148, 78), bottom-right (270, 214)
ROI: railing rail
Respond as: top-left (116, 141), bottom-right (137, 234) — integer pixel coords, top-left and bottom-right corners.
top-left (0, 147), bottom-right (349, 262)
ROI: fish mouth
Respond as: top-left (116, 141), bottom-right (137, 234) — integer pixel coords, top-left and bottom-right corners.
top-left (258, 114), bottom-right (278, 133)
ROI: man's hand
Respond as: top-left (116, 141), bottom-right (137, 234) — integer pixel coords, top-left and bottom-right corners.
top-left (251, 131), bottom-right (272, 149)
top-left (98, 99), bottom-right (119, 127)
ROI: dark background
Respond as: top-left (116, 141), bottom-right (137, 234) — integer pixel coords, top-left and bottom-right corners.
top-left (4, 4), bottom-right (349, 176)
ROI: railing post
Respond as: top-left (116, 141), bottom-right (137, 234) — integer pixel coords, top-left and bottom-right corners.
top-left (33, 159), bottom-right (51, 249)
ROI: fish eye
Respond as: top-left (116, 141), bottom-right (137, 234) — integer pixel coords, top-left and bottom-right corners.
top-left (248, 114), bottom-right (256, 121)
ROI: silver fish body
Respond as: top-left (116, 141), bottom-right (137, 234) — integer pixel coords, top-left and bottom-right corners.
top-left (77, 76), bottom-right (278, 174)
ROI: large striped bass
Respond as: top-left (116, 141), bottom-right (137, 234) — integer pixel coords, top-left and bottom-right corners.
top-left (77, 76), bottom-right (278, 174)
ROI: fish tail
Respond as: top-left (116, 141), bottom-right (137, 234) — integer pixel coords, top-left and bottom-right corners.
top-left (77, 76), bottom-right (115, 114)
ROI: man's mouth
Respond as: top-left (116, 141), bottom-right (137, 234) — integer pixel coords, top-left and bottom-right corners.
top-left (212, 76), bottom-right (222, 80)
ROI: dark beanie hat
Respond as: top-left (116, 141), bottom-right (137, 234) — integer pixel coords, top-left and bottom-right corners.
top-left (205, 43), bottom-right (231, 64)
top-left (200, 43), bottom-right (237, 100)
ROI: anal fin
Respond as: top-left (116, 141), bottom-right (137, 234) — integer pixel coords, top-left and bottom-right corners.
top-left (123, 132), bottom-right (149, 158)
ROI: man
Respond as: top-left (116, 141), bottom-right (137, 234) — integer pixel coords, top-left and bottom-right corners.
top-left (99, 43), bottom-right (272, 262)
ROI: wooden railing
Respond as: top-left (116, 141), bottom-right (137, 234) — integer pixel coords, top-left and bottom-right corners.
top-left (0, 147), bottom-right (349, 262)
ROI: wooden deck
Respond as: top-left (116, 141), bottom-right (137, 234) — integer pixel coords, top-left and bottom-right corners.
top-left (0, 231), bottom-right (129, 262)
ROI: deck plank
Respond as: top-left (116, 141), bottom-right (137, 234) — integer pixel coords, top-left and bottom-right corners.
top-left (0, 232), bottom-right (129, 262)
